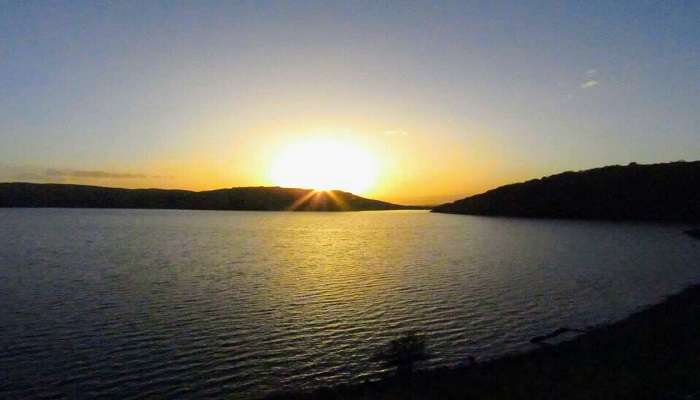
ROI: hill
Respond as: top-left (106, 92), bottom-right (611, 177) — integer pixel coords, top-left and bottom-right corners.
top-left (432, 161), bottom-right (700, 222)
top-left (0, 183), bottom-right (417, 212)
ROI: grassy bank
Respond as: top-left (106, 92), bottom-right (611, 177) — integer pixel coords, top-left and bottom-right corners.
top-left (267, 285), bottom-right (700, 399)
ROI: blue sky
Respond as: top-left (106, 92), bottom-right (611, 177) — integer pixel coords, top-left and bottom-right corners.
top-left (1, 1), bottom-right (698, 203)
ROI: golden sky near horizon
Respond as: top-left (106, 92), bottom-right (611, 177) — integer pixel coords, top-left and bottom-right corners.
top-left (2, 2), bottom-right (699, 205)
top-left (6, 123), bottom-right (535, 205)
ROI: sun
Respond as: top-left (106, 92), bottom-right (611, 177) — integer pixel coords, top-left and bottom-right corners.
top-left (270, 139), bottom-right (379, 193)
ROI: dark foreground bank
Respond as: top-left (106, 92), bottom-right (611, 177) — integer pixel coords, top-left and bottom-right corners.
top-left (267, 285), bottom-right (700, 400)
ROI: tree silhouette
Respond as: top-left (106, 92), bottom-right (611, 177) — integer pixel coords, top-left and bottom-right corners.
top-left (373, 332), bottom-right (429, 375)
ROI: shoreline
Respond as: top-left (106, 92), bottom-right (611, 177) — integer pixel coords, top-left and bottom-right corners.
top-left (266, 284), bottom-right (700, 399)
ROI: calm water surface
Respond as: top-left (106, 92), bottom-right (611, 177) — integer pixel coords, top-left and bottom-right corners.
top-left (1, 209), bottom-right (699, 399)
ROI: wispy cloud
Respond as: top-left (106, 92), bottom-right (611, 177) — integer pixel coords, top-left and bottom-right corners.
top-left (580, 80), bottom-right (599, 89)
top-left (384, 130), bottom-right (408, 137)
top-left (1, 164), bottom-right (150, 182)
top-left (12, 172), bottom-right (51, 181)
top-left (45, 169), bottom-right (147, 179)
top-left (586, 68), bottom-right (597, 76)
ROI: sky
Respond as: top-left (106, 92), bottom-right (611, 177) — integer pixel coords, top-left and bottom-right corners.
top-left (1, 1), bottom-right (699, 204)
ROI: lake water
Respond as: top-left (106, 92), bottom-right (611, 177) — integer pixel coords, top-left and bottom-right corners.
top-left (1, 208), bottom-right (700, 399)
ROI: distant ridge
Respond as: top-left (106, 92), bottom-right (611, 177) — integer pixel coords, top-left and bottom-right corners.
top-left (0, 183), bottom-right (420, 212)
top-left (432, 161), bottom-right (700, 222)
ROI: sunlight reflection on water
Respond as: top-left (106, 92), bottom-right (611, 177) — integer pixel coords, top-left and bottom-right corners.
top-left (1, 209), bottom-right (699, 399)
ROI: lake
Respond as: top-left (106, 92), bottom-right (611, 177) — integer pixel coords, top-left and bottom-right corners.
top-left (1, 208), bottom-right (699, 399)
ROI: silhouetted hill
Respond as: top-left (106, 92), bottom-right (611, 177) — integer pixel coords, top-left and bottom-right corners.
top-left (0, 183), bottom-right (419, 211)
top-left (432, 161), bottom-right (700, 222)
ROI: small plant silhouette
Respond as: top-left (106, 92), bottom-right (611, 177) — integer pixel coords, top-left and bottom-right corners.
top-left (372, 332), bottom-right (429, 375)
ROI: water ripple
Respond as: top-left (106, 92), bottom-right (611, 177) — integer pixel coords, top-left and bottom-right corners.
top-left (2, 209), bottom-right (700, 399)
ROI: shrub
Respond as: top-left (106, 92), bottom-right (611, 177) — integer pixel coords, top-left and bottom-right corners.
top-left (372, 332), bottom-right (429, 375)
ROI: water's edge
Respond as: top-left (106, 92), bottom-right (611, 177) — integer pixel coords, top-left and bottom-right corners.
top-left (266, 283), bottom-right (700, 399)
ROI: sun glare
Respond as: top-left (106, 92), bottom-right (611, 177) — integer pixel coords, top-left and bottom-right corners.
top-left (270, 139), bottom-right (379, 193)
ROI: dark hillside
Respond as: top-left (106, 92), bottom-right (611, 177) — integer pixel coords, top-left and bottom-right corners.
top-left (0, 183), bottom-right (416, 211)
top-left (433, 161), bottom-right (700, 222)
